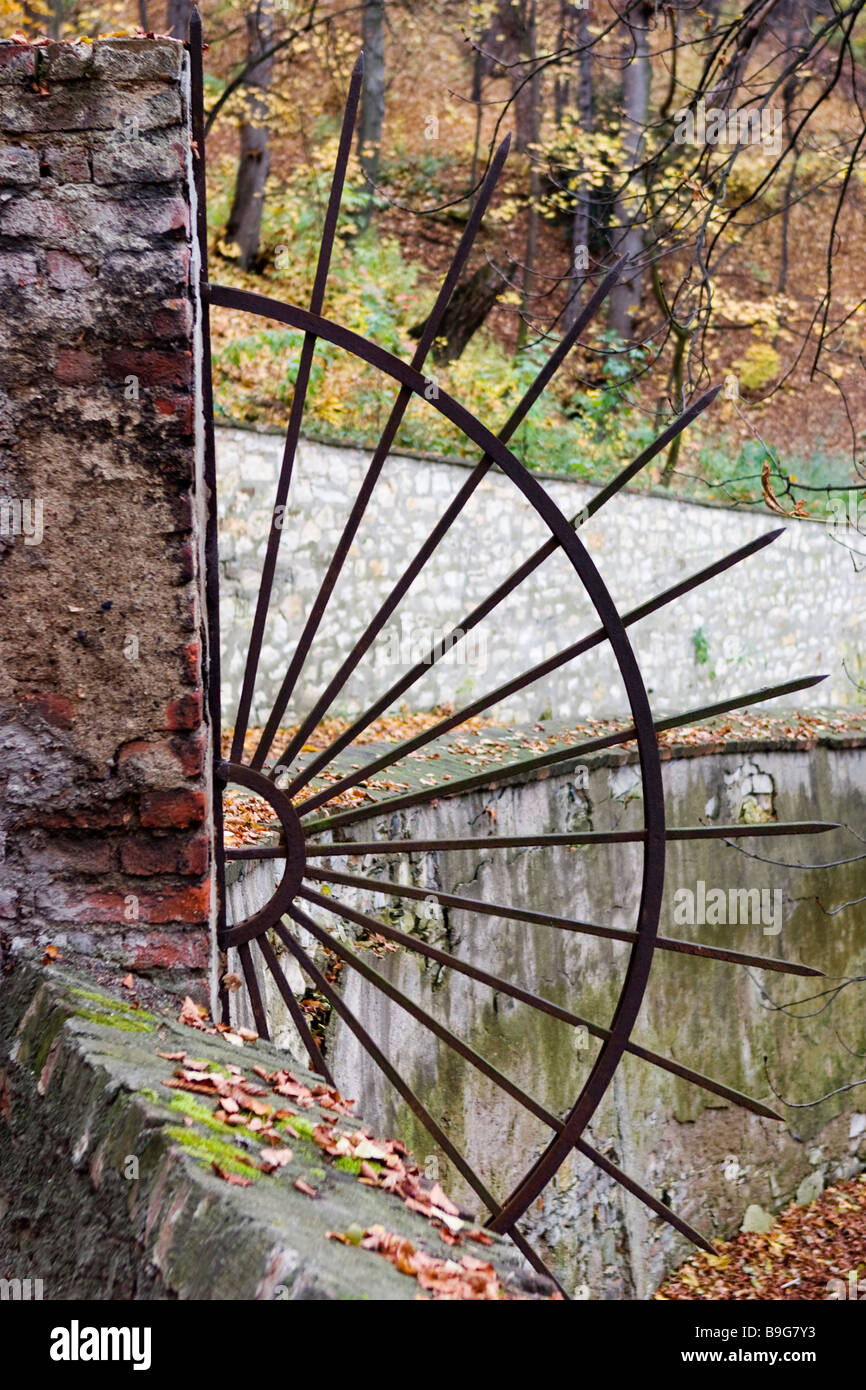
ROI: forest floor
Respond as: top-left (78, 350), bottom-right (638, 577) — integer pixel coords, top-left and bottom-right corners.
top-left (656, 1172), bottom-right (866, 1301)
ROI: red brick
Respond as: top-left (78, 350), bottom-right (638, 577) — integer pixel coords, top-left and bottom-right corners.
top-left (126, 929), bottom-right (210, 972)
top-left (42, 804), bottom-right (131, 831)
top-left (18, 690), bottom-right (76, 728)
top-left (43, 881), bottom-right (210, 924)
top-left (117, 736), bottom-right (188, 788)
top-left (152, 297), bottom-right (192, 339)
top-left (173, 730), bottom-right (205, 778)
top-left (55, 349), bottom-right (99, 386)
top-left (153, 394), bottom-right (194, 432)
top-left (103, 347), bottom-right (191, 390)
top-left (140, 787), bottom-right (205, 829)
top-left (0, 145), bottom-right (39, 185)
top-left (172, 540), bottom-right (195, 584)
top-left (45, 249), bottom-right (94, 289)
top-left (139, 882), bottom-right (210, 924)
top-left (120, 832), bottom-right (208, 877)
top-left (0, 197), bottom-right (78, 243)
top-left (166, 492), bottom-right (193, 534)
top-left (40, 143), bottom-right (91, 183)
top-left (163, 692), bottom-right (202, 732)
top-left (179, 639), bottom-right (200, 686)
top-left (0, 251), bottom-right (38, 286)
top-left (25, 838), bottom-right (113, 874)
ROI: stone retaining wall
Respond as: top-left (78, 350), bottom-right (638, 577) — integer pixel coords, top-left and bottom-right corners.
top-left (215, 424), bottom-right (865, 728)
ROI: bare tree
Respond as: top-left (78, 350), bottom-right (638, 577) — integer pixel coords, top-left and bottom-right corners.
top-left (358, 0), bottom-right (385, 226)
top-left (225, 0), bottom-right (276, 271)
top-left (563, 0), bottom-right (592, 333)
top-left (607, 0), bottom-right (651, 339)
top-left (166, 0), bottom-right (193, 40)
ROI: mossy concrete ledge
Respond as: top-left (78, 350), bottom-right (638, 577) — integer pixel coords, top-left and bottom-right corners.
top-left (0, 956), bottom-right (546, 1300)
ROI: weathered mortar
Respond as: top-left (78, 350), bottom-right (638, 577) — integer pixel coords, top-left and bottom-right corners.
top-left (228, 734), bottom-right (866, 1298)
top-left (0, 38), bottom-right (213, 995)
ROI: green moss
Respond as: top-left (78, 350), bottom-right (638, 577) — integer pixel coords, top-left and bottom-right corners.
top-left (165, 1090), bottom-right (261, 1143)
top-left (165, 1125), bottom-right (261, 1179)
top-left (32, 1011), bottom-right (69, 1072)
top-left (68, 987), bottom-right (157, 1020)
top-left (283, 1113), bottom-right (317, 1141)
top-left (333, 1155), bottom-right (363, 1174)
top-left (72, 1007), bottom-right (154, 1033)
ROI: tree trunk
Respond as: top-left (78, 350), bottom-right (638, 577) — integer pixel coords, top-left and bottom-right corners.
top-left (607, 1), bottom-right (651, 340)
top-left (516, 0), bottom-right (540, 351)
top-left (484, 0), bottom-right (535, 152)
top-left (225, 2), bottom-right (275, 272)
top-left (165, 0), bottom-right (192, 40)
top-left (409, 259), bottom-right (514, 364)
top-left (564, 2), bottom-right (592, 333)
top-left (358, 0), bottom-right (385, 227)
top-left (468, 39), bottom-right (486, 207)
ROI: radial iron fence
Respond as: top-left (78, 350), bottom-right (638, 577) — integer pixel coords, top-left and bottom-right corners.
top-left (189, 13), bottom-right (833, 1293)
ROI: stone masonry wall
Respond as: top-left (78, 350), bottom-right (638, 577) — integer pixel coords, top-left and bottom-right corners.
top-left (0, 38), bottom-right (212, 997)
top-left (216, 425), bottom-right (865, 729)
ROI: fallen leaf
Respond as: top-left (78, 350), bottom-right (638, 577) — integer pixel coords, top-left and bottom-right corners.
top-left (259, 1147), bottom-right (293, 1172)
top-left (211, 1161), bottom-right (252, 1187)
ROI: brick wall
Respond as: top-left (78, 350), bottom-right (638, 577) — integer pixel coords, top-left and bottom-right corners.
top-left (0, 38), bottom-right (213, 997)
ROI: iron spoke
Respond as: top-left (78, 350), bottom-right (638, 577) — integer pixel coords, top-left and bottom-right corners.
top-left (298, 886), bottom-right (783, 1119)
top-left (228, 55), bottom-right (364, 764)
top-left (305, 864), bottom-right (819, 977)
top-left (301, 822), bottom-right (838, 856)
top-left (254, 933), bottom-right (334, 1083)
top-left (573, 1139), bottom-right (715, 1254)
top-left (300, 673), bottom-right (827, 830)
top-left (294, 528), bottom-right (785, 809)
top-left (276, 913), bottom-right (502, 1216)
top-left (251, 136), bottom-right (512, 770)
top-left (237, 940), bottom-right (270, 1041)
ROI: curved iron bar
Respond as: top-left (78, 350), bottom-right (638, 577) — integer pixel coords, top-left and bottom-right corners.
top-left (254, 259), bottom-right (629, 775)
top-left (206, 282), bottom-right (673, 1243)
